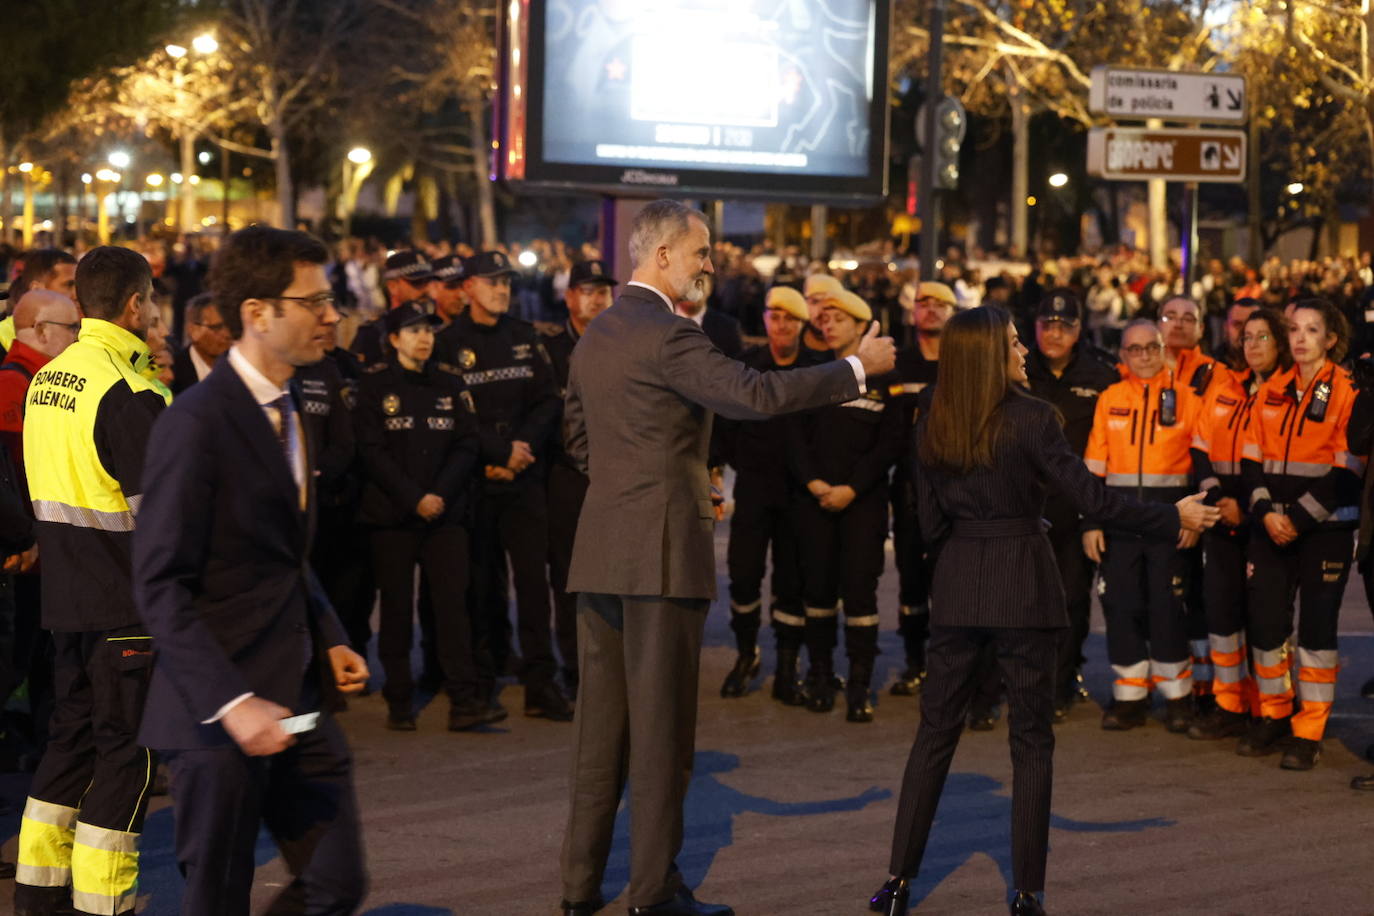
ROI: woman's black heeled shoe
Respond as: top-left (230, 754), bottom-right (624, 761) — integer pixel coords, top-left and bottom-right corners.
top-left (868, 877), bottom-right (909, 915)
top-left (1010, 890), bottom-right (1046, 915)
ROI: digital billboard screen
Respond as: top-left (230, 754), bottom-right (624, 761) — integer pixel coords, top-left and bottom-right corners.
top-left (500, 0), bottom-right (891, 202)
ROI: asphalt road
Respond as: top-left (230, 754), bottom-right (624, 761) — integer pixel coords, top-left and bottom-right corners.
top-left (4, 528), bottom-right (1374, 915)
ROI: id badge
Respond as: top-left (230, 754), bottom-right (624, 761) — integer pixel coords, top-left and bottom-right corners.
top-left (1306, 380), bottom-right (1332, 423)
top-left (1158, 387), bottom-right (1177, 427)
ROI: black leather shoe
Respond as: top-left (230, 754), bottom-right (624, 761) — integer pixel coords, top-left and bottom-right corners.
top-left (1187, 707), bottom-right (1248, 740)
top-left (868, 877), bottom-right (909, 914)
top-left (385, 705), bottom-right (417, 731)
top-left (449, 700), bottom-right (506, 731)
top-left (720, 646), bottom-right (760, 698)
top-left (1101, 699), bottom-right (1148, 731)
top-left (1351, 773), bottom-right (1374, 790)
top-left (560, 896), bottom-right (605, 915)
top-left (627, 887), bottom-right (733, 916)
top-left (525, 683), bottom-right (574, 722)
top-left (1052, 696), bottom-right (1072, 723)
top-left (1361, 675), bottom-right (1374, 699)
top-left (806, 675), bottom-right (837, 713)
top-left (968, 705), bottom-right (999, 731)
top-left (1236, 716), bottom-right (1290, 757)
top-left (1279, 737), bottom-right (1321, 771)
top-left (1163, 697), bottom-right (1195, 734)
top-left (846, 688), bottom-right (875, 723)
top-left (1010, 890), bottom-right (1047, 915)
top-left (889, 662), bottom-right (925, 696)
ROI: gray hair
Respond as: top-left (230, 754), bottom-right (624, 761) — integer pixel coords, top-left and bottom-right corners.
top-left (1123, 317), bottom-right (1162, 338)
top-left (626, 199), bottom-right (702, 268)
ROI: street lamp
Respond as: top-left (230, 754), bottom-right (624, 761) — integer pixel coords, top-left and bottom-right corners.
top-left (17, 162), bottom-right (33, 174)
top-left (192, 33), bottom-right (219, 55)
top-left (347, 146), bottom-right (373, 165)
top-left (108, 150), bottom-right (131, 170)
top-left (1286, 182), bottom-right (1304, 195)
top-left (517, 250), bottom-right (538, 268)
top-left (166, 44), bottom-right (188, 58)
top-left (1048, 172), bottom-right (1069, 188)
top-left (198, 151), bottom-right (212, 165)
top-left (338, 147), bottom-right (375, 233)
top-left (146, 173), bottom-right (165, 187)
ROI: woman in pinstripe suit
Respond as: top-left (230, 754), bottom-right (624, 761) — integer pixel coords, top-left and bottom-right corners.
top-left (868, 306), bottom-right (1219, 916)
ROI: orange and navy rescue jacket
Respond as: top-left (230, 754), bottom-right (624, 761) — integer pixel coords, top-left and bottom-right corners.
top-left (1241, 360), bottom-right (1363, 532)
top-left (1191, 364), bottom-right (1264, 505)
top-left (1085, 368), bottom-right (1200, 528)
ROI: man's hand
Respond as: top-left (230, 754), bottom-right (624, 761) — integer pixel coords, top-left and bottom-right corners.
top-left (1178, 528), bottom-right (1200, 549)
top-left (820, 485), bottom-right (856, 512)
top-left (1216, 497), bottom-right (1244, 528)
top-left (484, 465), bottom-right (516, 482)
top-left (1175, 492), bottom-right (1221, 533)
top-left (856, 322), bottom-right (897, 377)
top-left (507, 440), bottom-right (536, 472)
top-left (807, 479), bottom-right (832, 500)
top-left (416, 493), bottom-right (445, 520)
top-left (1263, 511), bottom-right (1298, 546)
top-left (1082, 529), bottom-right (1106, 563)
top-left (221, 697), bottom-right (295, 757)
top-left (328, 644), bottom-right (370, 695)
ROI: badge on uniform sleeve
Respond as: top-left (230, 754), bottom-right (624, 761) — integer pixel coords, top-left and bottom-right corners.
top-left (460, 390), bottom-right (476, 414)
top-left (382, 393), bottom-right (401, 416)
top-left (458, 348), bottom-right (477, 369)
top-left (513, 343), bottom-right (532, 360)
top-left (436, 396), bottom-right (453, 411)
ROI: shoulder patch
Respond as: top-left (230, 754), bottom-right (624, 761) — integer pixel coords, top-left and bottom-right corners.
top-left (1109, 406), bottom-right (1131, 417)
top-left (434, 361), bottom-right (463, 376)
top-left (363, 362), bottom-right (389, 375)
top-left (535, 321), bottom-right (565, 338)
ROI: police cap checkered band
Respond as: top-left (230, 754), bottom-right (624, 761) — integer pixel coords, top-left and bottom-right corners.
top-left (463, 250), bottom-right (519, 278)
top-left (384, 250), bottom-right (434, 282)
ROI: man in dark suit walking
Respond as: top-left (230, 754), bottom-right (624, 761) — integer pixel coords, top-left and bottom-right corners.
top-left (557, 200), bottom-right (895, 916)
top-left (133, 226), bottom-right (371, 914)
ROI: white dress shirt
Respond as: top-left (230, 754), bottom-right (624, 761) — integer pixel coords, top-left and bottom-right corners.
top-left (189, 345), bottom-right (214, 382)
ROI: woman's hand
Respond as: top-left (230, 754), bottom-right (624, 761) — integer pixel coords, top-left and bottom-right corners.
top-left (1082, 529), bottom-right (1105, 563)
top-left (1263, 511), bottom-right (1298, 546)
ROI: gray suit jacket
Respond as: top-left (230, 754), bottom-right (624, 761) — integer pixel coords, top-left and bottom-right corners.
top-left (565, 284), bottom-right (860, 599)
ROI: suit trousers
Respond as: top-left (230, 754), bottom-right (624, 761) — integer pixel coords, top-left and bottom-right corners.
top-left (162, 714), bottom-right (367, 916)
top-left (561, 593), bottom-right (707, 908)
top-left (888, 625), bottom-right (1059, 892)
top-left (547, 463), bottom-right (588, 680)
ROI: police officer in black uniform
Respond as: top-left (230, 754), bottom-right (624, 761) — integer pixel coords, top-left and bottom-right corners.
top-left (350, 250), bottom-right (437, 366)
top-left (888, 281), bottom-right (954, 697)
top-left (541, 259), bottom-right (615, 696)
top-left (718, 286), bottom-right (820, 704)
top-left (355, 299), bottom-right (496, 731)
top-left (436, 251), bottom-right (572, 721)
top-left (1024, 288), bottom-right (1120, 719)
top-left (298, 328), bottom-right (374, 657)
top-left (789, 289), bottom-right (901, 722)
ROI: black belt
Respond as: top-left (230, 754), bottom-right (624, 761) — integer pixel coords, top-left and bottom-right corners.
top-left (951, 518), bottom-right (1046, 538)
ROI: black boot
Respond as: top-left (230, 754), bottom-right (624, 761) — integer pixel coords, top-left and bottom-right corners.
top-left (846, 662), bottom-right (875, 723)
top-left (720, 646), bottom-right (761, 698)
top-left (869, 877), bottom-right (909, 915)
top-left (890, 607), bottom-right (928, 696)
top-left (772, 646), bottom-right (809, 706)
top-left (1010, 891), bottom-right (1047, 915)
top-left (1100, 698), bottom-right (1149, 731)
top-left (1163, 696), bottom-right (1195, 734)
top-left (807, 656), bottom-right (837, 713)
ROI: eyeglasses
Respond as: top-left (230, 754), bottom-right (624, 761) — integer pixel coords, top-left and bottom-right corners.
top-left (1240, 332), bottom-right (1272, 345)
top-left (195, 321), bottom-right (228, 334)
top-left (1160, 314), bottom-right (1199, 325)
top-left (1123, 342), bottom-right (1163, 356)
top-left (36, 320), bottom-right (81, 334)
top-left (265, 293), bottom-right (336, 318)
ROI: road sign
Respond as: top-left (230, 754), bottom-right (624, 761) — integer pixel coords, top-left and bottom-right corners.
top-left (1086, 127), bottom-right (1246, 183)
top-left (1089, 67), bottom-right (1247, 123)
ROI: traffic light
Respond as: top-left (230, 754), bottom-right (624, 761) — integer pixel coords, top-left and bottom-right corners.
top-left (932, 96), bottom-right (966, 190)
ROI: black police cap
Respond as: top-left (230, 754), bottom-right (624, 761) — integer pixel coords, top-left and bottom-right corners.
top-left (431, 254), bottom-right (465, 284)
top-left (384, 250), bottom-right (434, 283)
top-left (462, 250), bottom-right (518, 279)
top-left (568, 259), bottom-right (617, 288)
top-left (383, 298), bottom-right (443, 334)
top-left (1036, 288), bottom-right (1082, 324)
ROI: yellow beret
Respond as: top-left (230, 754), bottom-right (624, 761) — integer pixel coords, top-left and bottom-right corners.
top-left (826, 289), bottom-right (872, 322)
top-left (917, 282), bottom-right (958, 306)
top-left (765, 286), bottom-right (808, 321)
top-left (804, 273), bottom-right (845, 298)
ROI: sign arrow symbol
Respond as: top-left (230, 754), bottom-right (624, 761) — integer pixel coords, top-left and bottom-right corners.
top-left (1222, 145), bottom-right (1241, 170)
top-left (1226, 88), bottom-right (1243, 111)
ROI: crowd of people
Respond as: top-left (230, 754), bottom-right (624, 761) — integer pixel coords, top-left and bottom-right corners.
top-left (2, 228), bottom-right (1374, 913)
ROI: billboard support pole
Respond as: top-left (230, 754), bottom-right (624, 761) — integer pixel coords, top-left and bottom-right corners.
top-left (810, 204), bottom-right (828, 261)
top-left (1182, 181), bottom-right (1199, 289)
top-left (919, 0), bottom-right (947, 281)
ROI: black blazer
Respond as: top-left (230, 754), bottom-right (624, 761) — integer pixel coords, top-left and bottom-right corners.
top-left (133, 360), bottom-right (349, 750)
top-left (915, 393), bottom-right (1179, 629)
top-left (701, 308), bottom-right (745, 360)
top-left (169, 345), bottom-right (202, 395)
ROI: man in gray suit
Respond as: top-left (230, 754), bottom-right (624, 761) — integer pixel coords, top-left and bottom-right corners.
top-left (557, 200), bottom-right (896, 916)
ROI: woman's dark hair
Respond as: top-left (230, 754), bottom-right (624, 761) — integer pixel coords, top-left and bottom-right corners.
top-left (1289, 297), bottom-right (1350, 364)
top-left (919, 305), bottom-right (1019, 474)
top-left (9, 248), bottom-right (77, 302)
top-left (74, 246), bottom-right (152, 321)
top-left (1241, 308), bottom-right (1293, 374)
top-left (208, 225), bottom-right (329, 339)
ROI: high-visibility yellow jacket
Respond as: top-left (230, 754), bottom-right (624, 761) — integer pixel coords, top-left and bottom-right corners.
top-left (23, 319), bottom-right (169, 630)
